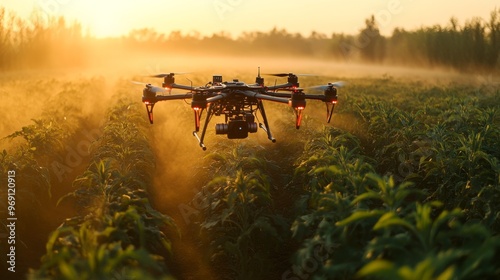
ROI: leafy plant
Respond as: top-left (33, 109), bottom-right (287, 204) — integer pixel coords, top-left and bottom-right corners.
top-left (33, 100), bottom-right (177, 279)
top-left (195, 143), bottom-right (289, 279)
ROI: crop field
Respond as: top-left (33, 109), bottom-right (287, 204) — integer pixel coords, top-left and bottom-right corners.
top-left (0, 65), bottom-right (499, 280)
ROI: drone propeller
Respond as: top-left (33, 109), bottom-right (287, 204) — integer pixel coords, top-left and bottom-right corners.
top-left (308, 81), bottom-right (346, 91)
top-left (264, 73), bottom-right (316, 77)
top-left (131, 81), bottom-right (167, 93)
top-left (149, 72), bottom-right (190, 78)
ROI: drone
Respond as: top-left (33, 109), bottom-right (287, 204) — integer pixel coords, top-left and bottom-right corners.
top-left (138, 68), bottom-right (343, 150)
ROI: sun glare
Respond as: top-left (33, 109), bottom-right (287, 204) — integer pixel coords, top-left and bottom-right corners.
top-left (80, 1), bottom-right (127, 38)
top-left (87, 17), bottom-right (120, 38)
top-left (69, 1), bottom-right (133, 38)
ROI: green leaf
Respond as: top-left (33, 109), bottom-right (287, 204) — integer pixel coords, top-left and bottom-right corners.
top-left (356, 259), bottom-right (396, 278)
top-left (351, 192), bottom-right (382, 205)
top-left (436, 266), bottom-right (455, 280)
top-left (336, 210), bottom-right (384, 227)
top-left (373, 212), bottom-right (414, 231)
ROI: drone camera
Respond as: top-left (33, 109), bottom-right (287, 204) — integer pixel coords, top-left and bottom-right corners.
top-left (216, 117), bottom-right (257, 139)
top-left (248, 122), bottom-right (258, 133)
top-left (216, 121), bottom-right (249, 139)
top-left (228, 120), bottom-right (248, 139)
top-left (245, 113), bottom-right (258, 133)
top-left (215, 123), bottom-right (228, 134)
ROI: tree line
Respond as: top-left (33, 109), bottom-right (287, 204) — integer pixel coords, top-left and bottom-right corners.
top-left (0, 6), bottom-right (498, 72)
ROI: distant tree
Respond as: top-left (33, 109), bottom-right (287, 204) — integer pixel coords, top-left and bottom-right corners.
top-left (358, 15), bottom-right (385, 62)
top-left (1, 5), bottom-right (499, 72)
top-left (487, 8), bottom-right (500, 68)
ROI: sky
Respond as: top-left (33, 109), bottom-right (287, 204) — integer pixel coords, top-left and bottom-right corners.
top-left (1, 0), bottom-right (498, 38)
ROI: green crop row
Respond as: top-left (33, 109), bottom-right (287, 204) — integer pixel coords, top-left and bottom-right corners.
top-left (0, 78), bottom-right (107, 277)
top-left (30, 99), bottom-right (176, 279)
top-left (341, 80), bottom-right (500, 233)
top-left (193, 144), bottom-right (289, 279)
top-left (290, 126), bottom-right (500, 279)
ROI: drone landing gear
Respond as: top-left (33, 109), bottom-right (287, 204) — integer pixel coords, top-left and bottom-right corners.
top-left (193, 104), bottom-right (214, 151)
top-left (193, 131), bottom-right (206, 150)
top-left (257, 100), bottom-right (276, 143)
top-left (193, 108), bottom-right (203, 131)
top-left (193, 107), bottom-right (206, 150)
top-left (294, 108), bottom-right (304, 129)
top-left (145, 103), bottom-right (155, 124)
top-left (326, 102), bottom-right (335, 123)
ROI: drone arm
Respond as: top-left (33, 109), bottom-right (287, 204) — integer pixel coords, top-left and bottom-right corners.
top-left (266, 83), bottom-right (295, 91)
top-left (239, 90), bottom-right (289, 104)
top-left (155, 93), bottom-right (193, 101)
top-left (263, 91), bottom-right (292, 98)
top-left (206, 92), bottom-right (228, 103)
top-left (302, 94), bottom-right (329, 101)
top-left (169, 83), bottom-right (195, 91)
top-left (255, 94), bottom-right (289, 103)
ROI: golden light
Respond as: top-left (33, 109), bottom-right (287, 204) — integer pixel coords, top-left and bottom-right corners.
top-left (75, 1), bottom-right (129, 38)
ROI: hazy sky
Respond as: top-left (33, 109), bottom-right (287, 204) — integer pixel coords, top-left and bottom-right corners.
top-left (2, 0), bottom-right (498, 38)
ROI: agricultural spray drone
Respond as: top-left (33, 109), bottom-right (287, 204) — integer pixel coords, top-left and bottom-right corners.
top-left (138, 69), bottom-right (343, 150)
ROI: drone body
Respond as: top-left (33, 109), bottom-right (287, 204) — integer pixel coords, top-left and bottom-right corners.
top-left (140, 69), bottom-right (341, 150)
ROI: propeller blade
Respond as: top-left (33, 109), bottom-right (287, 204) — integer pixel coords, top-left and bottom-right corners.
top-left (263, 73), bottom-right (316, 77)
top-left (308, 81), bottom-right (345, 91)
top-left (296, 73), bottom-right (317, 77)
top-left (149, 72), bottom-right (190, 78)
top-left (263, 73), bottom-right (290, 77)
top-left (131, 81), bottom-right (146, 85)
